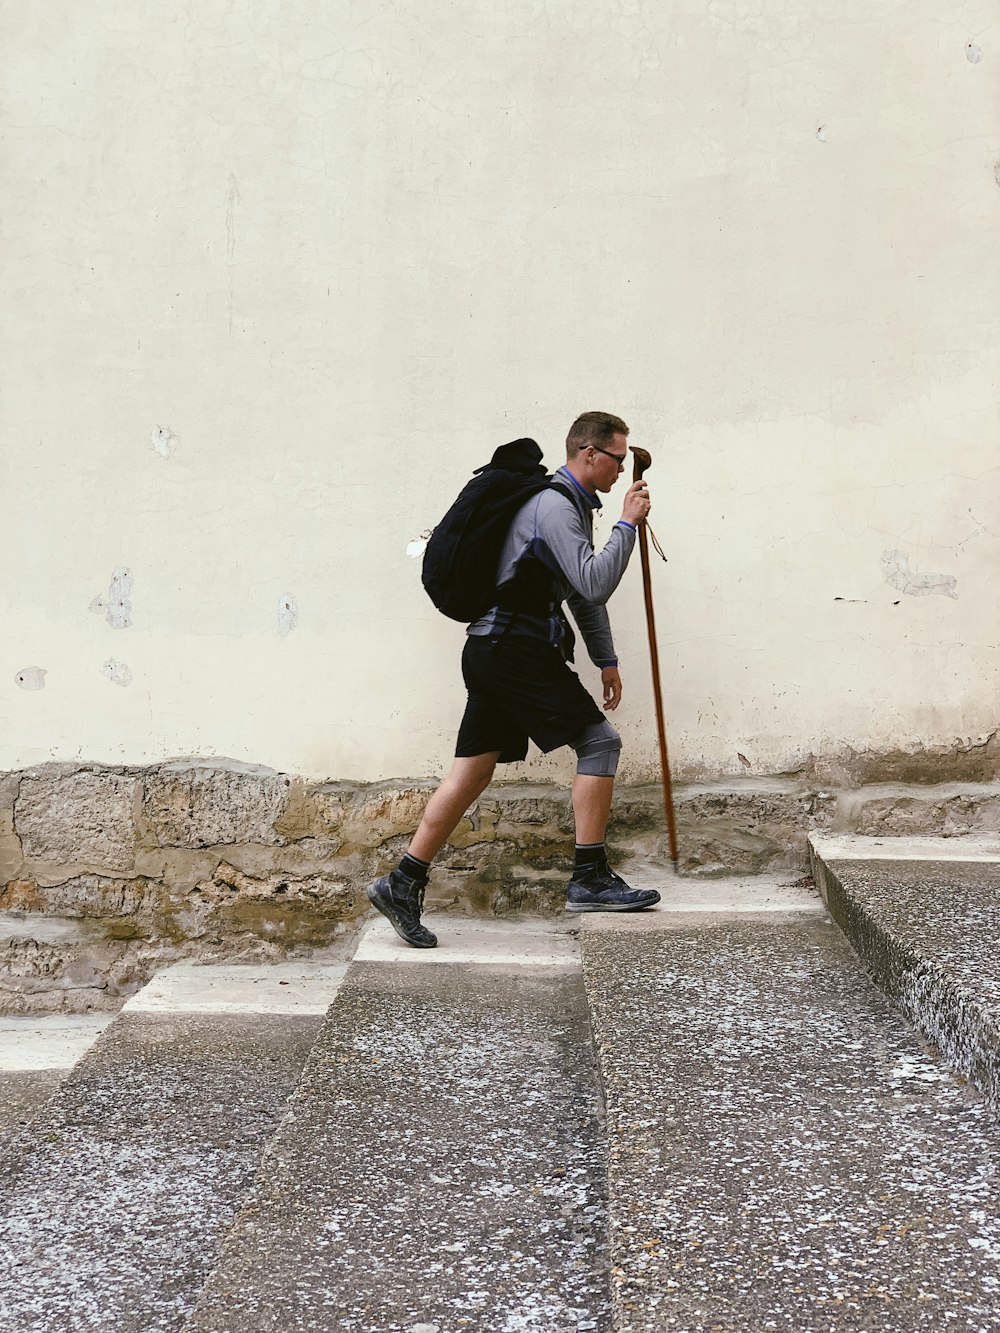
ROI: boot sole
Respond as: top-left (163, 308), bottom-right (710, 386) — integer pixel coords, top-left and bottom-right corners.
top-left (367, 881), bottom-right (438, 948)
top-left (565, 895), bottom-right (661, 913)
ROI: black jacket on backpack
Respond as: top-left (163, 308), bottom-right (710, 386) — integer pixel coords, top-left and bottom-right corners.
top-left (421, 437), bottom-right (553, 623)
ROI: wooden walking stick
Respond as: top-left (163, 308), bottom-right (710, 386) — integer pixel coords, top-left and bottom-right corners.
top-left (629, 446), bottom-right (680, 869)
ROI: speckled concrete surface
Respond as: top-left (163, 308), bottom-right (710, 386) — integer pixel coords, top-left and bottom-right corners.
top-left (812, 833), bottom-right (1000, 862)
top-left (354, 912), bottom-right (580, 964)
top-left (0, 1013), bottom-right (115, 1069)
top-left (123, 961), bottom-right (349, 1014)
top-left (0, 1011), bottom-right (323, 1331)
top-left (591, 862), bottom-right (824, 916)
top-left (811, 845), bottom-right (1000, 1110)
top-left (0, 1015), bottom-right (116, 1151)
top-left (187, 962), bottom-right (609, 1332)
top-left (0, 1070), bottom-right (61, 1145)
top-left (582, 914), bottom-right (1000, 1332)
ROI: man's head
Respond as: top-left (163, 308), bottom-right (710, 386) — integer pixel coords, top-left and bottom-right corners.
top-left (565, 411), bottom-right (630, 495)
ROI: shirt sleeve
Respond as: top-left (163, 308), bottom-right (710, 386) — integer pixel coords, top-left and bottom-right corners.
top-left (531, 490), bottom-right (637, 667)
top-left (532, 491), bottom-right (636, 605)
top-left (565, 591), bottom-right (618, 667)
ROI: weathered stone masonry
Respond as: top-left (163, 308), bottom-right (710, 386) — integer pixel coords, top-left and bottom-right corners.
top-left (1, 756), bottom-right (998, 1011)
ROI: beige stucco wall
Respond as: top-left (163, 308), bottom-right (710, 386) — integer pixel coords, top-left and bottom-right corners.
top-left (2, 1), bottom-right (997, 784)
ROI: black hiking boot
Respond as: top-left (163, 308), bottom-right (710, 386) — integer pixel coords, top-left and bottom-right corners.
top-left (367, 868), bottom-right (438, 948)
top-left (565, 864), bottom-right (661, 913)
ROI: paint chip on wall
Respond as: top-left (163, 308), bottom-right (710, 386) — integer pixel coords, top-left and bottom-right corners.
top-left (101, 659), bottom-right (133, 687)
top-left (15, 667), bottom-right (46, 691)
top-left (881, 550), bottom-right (958, 599)
top-left (150, 425), bottom-right (178, 458)
top-left (93, 568), bottom-right (133, 628)
top-left (278, 593), bottom-right (299, 637)
top-left (966, 42), bottom-right (983, 63)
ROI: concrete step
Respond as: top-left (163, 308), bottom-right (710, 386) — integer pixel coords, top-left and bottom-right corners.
top-left (0, 1014), bottom-right (113, 1149)
top-left (5, 861), bottom-right (1000, 1332)
top-left (187, 918), bottom-right (610, 1333)
top-left (580, 892), bottom-right (1000, 1331)
top-left (810, 833), bottom-right (1000, 1113)
top-left (0, 962), bottom-right (347, 1331)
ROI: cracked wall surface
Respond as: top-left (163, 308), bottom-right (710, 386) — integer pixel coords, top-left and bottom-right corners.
top-left (1, 1), bottom-right (997, 783)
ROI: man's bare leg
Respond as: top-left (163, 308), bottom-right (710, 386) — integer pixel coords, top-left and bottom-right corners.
top-left (408, 752), bottom-right (500, 861)
top-left (571, 773), bottom-right (614, 845)
top-left (567, 771), bottom-right (660, 911)
top-left (368, 752), bottom-right (499, 948)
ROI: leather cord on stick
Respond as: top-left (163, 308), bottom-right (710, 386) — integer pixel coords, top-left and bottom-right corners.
top-left (629, 446), bottom-right (679, 868)
top-left (646, 523), bottom-right (668, 563)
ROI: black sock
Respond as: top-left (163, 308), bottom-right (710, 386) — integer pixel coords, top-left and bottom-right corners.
top-left (398, 853), bottom-right (431, 882)
top-left (574, 842), bottom-right (607, 874)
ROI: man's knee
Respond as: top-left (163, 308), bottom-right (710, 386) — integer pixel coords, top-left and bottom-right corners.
top-left (451, 752), bottom-right (498, 797)
top-left (571, 721), bottom-right (622, 777)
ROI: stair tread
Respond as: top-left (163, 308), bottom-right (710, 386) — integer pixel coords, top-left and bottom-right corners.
top-left (816, 854), bottom-right (1000, 1004)
top-left (0, 1070), bottom-right (62, 1145)
top-left (0, 1014), bottom-right (114, 1152)
top-left (188, 958), bottom-right (610, 1333)
top-left (0, 1009), bottom-right (325, 1331)
top-left (582, 914), bottom-right (1000, 1331)
top-left (812, 840), bottom-right (1000, 1114)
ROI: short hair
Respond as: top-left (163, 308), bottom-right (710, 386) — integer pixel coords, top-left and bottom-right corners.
top-left (566, 411), bottom-right (629, 458)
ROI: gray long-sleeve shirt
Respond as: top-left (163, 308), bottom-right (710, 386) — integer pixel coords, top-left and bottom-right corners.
top-left (466, 466), bottom-right (637, 666)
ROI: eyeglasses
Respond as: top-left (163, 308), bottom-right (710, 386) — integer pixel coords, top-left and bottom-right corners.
top-left (589, 444), bottom-right (627, 470)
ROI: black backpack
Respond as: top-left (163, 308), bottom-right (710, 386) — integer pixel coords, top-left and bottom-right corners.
top-left (421, 437), bottom-right (552, 622)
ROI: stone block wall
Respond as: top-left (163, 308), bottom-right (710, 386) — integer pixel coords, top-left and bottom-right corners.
top-left (1, 758), bottom-right (998, 1011)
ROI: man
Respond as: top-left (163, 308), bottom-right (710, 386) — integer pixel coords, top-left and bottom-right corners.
top-left (369, 410), bottom-right (659, 948)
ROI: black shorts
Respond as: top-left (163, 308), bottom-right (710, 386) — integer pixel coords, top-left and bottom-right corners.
top-left (455, 634), bottom-right (604, 763)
